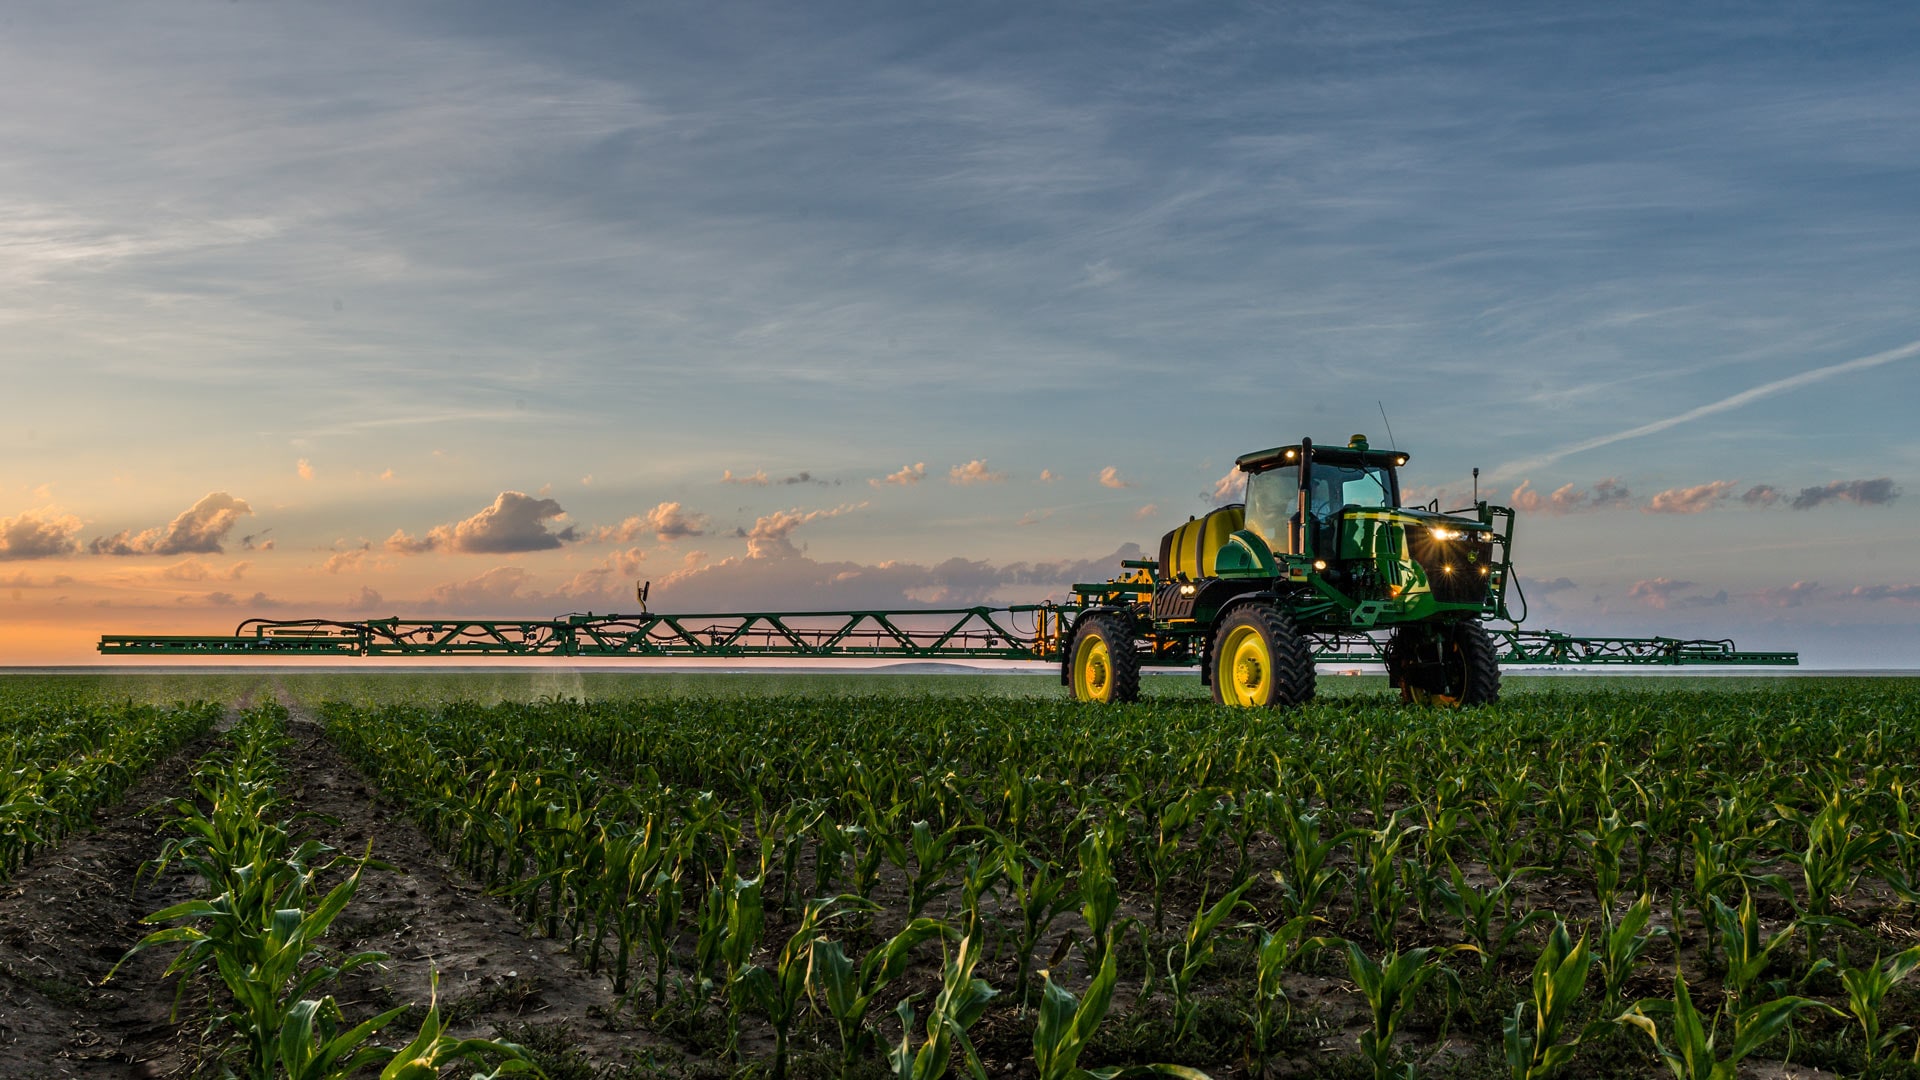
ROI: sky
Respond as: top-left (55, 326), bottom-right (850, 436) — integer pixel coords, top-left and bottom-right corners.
top-left (2, 1), bottom-right (1917, 667)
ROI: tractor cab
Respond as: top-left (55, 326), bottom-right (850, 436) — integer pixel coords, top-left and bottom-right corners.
top-left (1238, 434), bottom-right (1406, 557)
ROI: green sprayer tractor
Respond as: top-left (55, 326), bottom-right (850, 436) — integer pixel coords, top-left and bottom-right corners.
top-left (1064, 434), bottom-right (1516, 707)
top-left (97, 432), bottom-right (1795, 685)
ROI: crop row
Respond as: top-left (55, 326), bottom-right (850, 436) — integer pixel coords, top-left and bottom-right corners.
top-left (0, 694), bottom-right (219, 880)
top-left (317, 683), bottom-right (1920, 1078)
top-left (114, 703), bottom-right (533, 1079)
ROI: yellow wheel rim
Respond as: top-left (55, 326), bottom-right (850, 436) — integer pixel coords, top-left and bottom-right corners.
top-left (1074, 634), bottom-right (1113, 703)
top-left (1220, 624), bottom-right (1272, 707)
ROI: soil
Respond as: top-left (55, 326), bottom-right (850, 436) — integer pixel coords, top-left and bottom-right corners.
top-left (0, 695), bottom-right (670, 1079)
top-left (0, 726), bottom-right (219, 1079)
top-left (279, 710), bottom-right (663, 1071)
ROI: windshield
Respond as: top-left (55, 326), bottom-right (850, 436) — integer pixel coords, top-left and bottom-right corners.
top-left (1244, 465), bottom-right (1296, 545)
top-left (1309, 462), bottom-right (1396, 517)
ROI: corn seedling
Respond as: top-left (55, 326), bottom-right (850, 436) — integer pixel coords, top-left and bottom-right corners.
top-left (1838, 945), bottom-right (1920, 1076)
top-left (1501, 919), bottom-right (1591, 1080)
top-left (1617, 967), bottom-right (1833, 1080)
top-left (1164, 879), bottom-right (1252, 1041)
top-left (1346, 941), bottom-right (1460, 1080)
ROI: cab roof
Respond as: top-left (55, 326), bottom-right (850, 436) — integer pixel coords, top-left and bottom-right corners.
top-left (1236, 441), bottom-right (1411, 474)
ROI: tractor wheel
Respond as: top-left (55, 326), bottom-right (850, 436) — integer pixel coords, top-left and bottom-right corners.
top-left (1385, 621), bottom-right (1501, 707)
top-left (1211, 603), bottom-right (1315, 708)
top-left (1069, 613), bottom-right (1141, 704)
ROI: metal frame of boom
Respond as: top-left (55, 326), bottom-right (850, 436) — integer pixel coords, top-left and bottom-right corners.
top-left (96, 606), bottom-right (1796, 665)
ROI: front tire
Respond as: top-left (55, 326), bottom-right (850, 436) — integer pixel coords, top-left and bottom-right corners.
top-left (1385, 621), bottom-right (1501, 707)
top-left (1069, 613), bottom-right (1140, 703)
top-left (1211, 603), bottom-right (1315, 707)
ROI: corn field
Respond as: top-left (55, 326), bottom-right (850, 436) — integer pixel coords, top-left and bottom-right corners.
top-left (3, 675), bottom-right (1919, 1079)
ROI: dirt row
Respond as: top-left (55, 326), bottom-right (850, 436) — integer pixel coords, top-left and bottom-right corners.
top-left (0, 698), bottom-right (669, 1078)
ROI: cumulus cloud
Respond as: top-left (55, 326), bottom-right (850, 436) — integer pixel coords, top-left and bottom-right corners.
top-left (590, 501), bottom-right (710, 544)
top-left (870, 463), bottom-right (927, 488)
top-left (322, 549), bottom-right (369, 575)
top-left (1510, 480), bottom-right (1587, 515)
top-left (1590, 478), bottom-right (1632, 507)
top-left (1016, 509), bottom-right (1054, 526)
top-left (1791, 478), bottom-right (1899, 510)
top-left (780, 471), bottom-right (831, 487)
top-left (346, 585), bottom-right (385, 612)
top-left (1098, 467), bottom-right (1133, 490)
top-left (722, 469), bottom-right (770, 486)
top-left (1845, 583), bottom-right (1920, 603)
top-left (1038, 469), bottom-right (1057, 483)
top-left (240, 530), bottom-right (274, 551)
top-left (1645, 479), bottom-right (1739, 515)
top-left (387, 491), bottom-right (578, 555)
top-left (1627, 577), bottom-right (1696, 609)
top-left (296, 458), bottom-right (314, 481)
top-left (1529, 576), bottom-right (1579, 595)
top-left (1752, 581), bottom-right (1822, 607)
top-left (734, 503), bottom-right (867, 559)
top-left (1134, 503), bottom-right (1159, 520)
top-left (1740, 484), bottom-right (1781, 506)
top-left (949, 460), bottom-right (1007, 485)
top-left (89, 493), bottom-right (253, 556)
top-left (0, 506), bottom-right (83, 560)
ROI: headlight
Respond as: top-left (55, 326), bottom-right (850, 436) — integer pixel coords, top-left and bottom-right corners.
top-left (1430, 527), bottom-right (1459, 540)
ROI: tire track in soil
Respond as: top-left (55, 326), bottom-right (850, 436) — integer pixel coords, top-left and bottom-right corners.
top-left (0, 722), bottom-right (229, 1079)
top-left (276, 697), bottom-right (662, 1071)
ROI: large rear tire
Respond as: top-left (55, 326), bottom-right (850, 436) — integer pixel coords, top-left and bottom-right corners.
top-left (1385, 621), bottom-right (1501, 707)
top-left (1211, 603), bottom-right (1315, 707)
top-left (1069, 613), bottom-right (1141, 703)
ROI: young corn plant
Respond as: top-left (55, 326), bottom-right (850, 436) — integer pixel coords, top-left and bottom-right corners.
top-left (1346, 942), bottom-right (1461, 1080)
top-left (1004, 841), bottom-right (1079, 1009)
top-left (815, 916), bottom-right (953, 1080)
top-left (1596, 894), bottom-right (1668, 1016)
top-left (887, 932), bottom-right (997, 1080)
top-left (1838, 945), bottom-right (1920, 1077)
top-left (739, 897), bottom-right (842, 1080)
top-left (1247, 916), bottom-right (1337, 1076)
top-left (1501, 920), bottom-right (1592, 1080)
top-left (1164, 880), bottom-right (1252, 1042)
top-left (1079, 824), bottom-right (1123, 977)
top-left (1271, 798), bottom-right (1360, 923)
top-left (1033, 936), bottom-right (1207, 1080)
top-left (1617, 968), bottom-right (1833, 1080)
top-left (369, 974), bottom-right (537, 1080)
top-left (1434, 861), bottom-right (1544, 974)
top-left (1352, 809), bottom-right (1423, 947)
top-left (1710, 891), bottom-right (1821, 1010)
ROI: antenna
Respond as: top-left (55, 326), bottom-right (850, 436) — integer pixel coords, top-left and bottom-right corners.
top-left (1375, 401), bottom-right (1398, 451)
top-left (1472, 467), bottom-right (1480, 504)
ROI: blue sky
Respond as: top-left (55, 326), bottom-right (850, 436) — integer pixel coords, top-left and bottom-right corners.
top-left (1, 2), bottom-right (1916, 665)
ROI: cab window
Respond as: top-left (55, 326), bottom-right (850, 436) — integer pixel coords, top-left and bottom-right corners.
top-left (1243, 465), bottom-right (1295, 547)
top-left (1311, 463), bottom-right (1394, 517)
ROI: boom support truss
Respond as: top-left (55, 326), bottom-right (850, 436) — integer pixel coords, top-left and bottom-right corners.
top-left (96, 607), bottom-right (1796, 666)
